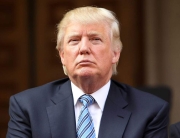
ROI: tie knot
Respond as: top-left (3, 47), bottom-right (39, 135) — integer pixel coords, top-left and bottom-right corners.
top-left (79, 94), bottom-right (95, 107)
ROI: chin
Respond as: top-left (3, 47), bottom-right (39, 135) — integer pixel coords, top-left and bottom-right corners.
top-left (78, 69), bottom-right (95, 78)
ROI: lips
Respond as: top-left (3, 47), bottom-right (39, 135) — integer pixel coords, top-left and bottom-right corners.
top-left (77, 60), bottom-right (94, 65)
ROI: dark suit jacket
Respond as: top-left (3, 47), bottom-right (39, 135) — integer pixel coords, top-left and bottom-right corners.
top-left (170, 122), bottom-right (180, 138)
top-left (7, 78), bottom-right (169, 138)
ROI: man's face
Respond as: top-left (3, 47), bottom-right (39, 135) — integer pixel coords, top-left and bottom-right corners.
top-left (60, 22), bottom-right (120, 81)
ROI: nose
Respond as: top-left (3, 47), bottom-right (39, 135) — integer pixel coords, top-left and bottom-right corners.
top-left (79, 37), bottom-right (90, 55)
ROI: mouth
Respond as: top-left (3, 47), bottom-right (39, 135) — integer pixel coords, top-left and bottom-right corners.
top-left (77, 60), bottom-right (94, 66)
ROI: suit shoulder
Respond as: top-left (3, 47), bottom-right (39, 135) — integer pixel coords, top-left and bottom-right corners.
top-left (13, 78), bottom-right (70, 99)
top-left (111, 80), bottom-right (168, 106)
top-left (171, 121), bottom-right (180, 128)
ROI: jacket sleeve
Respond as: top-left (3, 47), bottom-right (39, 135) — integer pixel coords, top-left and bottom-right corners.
top-left (6, 95), bottom-right (31, 138)
top-left (144, 102), bottom-right (169, 138)
top-left (169, 122), bottom-right (180, 138)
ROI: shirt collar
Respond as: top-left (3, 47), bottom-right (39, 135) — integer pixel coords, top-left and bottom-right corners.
top-left (71, 80), bottom-right (110, 112)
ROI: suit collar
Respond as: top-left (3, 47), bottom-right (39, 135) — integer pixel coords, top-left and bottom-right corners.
top-left (50, 79), bottom-right (72, 104)
top-left (108, 80), bottom-right (128, 108)
top-left (46, 79), bottom-right (131, 138)
top-left (98, 80), bottom-right (131, 138)
top-left (46, 80), bottom-right (77, 138)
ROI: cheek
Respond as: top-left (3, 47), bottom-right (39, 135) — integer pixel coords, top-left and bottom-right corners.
top-left (101, 47), bottom-right (113, 57)
top-left (96, 51), bottom-right (112, 65)
top-left (64, 49), bottom-right (78, 63)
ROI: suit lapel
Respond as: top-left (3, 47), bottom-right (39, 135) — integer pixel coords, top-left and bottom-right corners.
top-left (46, 80), bottom-right (76, 138)
top-left (98, 81), bottom-right (132, 138)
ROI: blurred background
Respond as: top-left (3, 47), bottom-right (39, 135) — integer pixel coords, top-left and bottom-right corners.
top-left (0, 0), bottom-right (180, 137)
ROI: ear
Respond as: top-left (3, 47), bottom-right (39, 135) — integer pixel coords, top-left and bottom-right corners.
top-left (59, 50), bottom-right (65, 65)
top-left (112, 50), bottom-right (120, 64)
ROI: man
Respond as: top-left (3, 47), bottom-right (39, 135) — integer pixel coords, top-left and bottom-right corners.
top-left (7, 6), bottom-right (169, 138)
top-left (169, 122), bottom-right (180, 138)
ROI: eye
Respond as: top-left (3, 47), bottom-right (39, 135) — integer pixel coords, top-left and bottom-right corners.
top-left (92, 37), bottom-right (101, 40)
top-left (68, 39), bottom-right (80, 45)
top-left (91, 37), bottom-right (102, 44)
top-left (93, 38), bottom-right (100, 41)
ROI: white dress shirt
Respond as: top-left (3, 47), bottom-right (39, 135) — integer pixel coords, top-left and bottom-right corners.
top-left (71, 80), bottom-right (110, 137)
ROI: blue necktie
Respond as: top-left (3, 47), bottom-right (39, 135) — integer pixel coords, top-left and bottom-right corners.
top-left (77, 94), bottom-right (96, 138)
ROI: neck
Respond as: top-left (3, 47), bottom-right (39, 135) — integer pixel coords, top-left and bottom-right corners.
top-left (70, 75), bottom-right (111, 94)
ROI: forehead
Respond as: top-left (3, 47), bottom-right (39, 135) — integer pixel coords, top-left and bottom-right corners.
top-left (64, 22), bottom-right (110, 37)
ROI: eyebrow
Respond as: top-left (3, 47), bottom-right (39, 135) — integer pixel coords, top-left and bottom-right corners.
top-left (66, 32), bottom-right (81, 39)
top-left (65, 31), bottom-right (103, 40)
top-left (87, 31), bottom-right (102, 37)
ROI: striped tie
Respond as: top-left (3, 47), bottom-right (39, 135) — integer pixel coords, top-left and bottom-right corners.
top-left (77, 94), bottom-right (96, 138)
